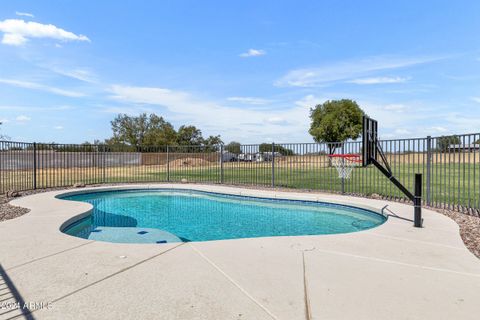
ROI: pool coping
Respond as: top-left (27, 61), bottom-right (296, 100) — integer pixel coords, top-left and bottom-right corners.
top-left (3, 182), bottom-right (475, 249)
top-left (57, 187), bottom-right (389, 243)
top-left (16, 183), bottom-right (391, 238)
top-left (1, 183), bottom-right (480, 319)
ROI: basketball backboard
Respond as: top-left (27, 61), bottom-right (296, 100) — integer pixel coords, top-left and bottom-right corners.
top-left (362, 115), bottom-right (378, 167)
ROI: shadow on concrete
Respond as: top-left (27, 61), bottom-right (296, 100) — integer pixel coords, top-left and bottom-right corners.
top-left (0, 264), bottom-right (35, 320)
top-left (382, 205), bottom-right (414, 223)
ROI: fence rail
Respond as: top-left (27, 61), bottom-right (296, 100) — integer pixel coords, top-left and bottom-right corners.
top-left (1, 134), bottom-right (479, 215)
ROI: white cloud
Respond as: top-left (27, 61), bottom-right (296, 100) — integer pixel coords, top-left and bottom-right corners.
top-left (16, 115), bottom-right (31, 122)
top-left (276, 55), bottom-right (442, 87)
top-left (471, 97), bottom-right (480, 104)
top-left (2, 33), bottom-right (27, 45)
top-left (239, 49), bottom-right (266, 57)
top-left (429, 126), bottom-right (448, 133)
top-left (294, 94), bottom-right (325, 108)
top-left (15, 12), bottom-right (34, 18)
top-left (0, 105), bottom-right (73, 112)
top-left (265, 117), bottom-right (288, 125)
top-left (50, 67), bottom-right (97, 83)
top-left (0, 19), bottom-right (90, 46)
top-left (393, 128), bottom-right (411, 135)
top-left (102, 105), bottom-right (156, 115)
top-left (108, 85), bottom-right (312, 142)
top-left (357, 101), bottom-right (477, 138)
top-left (383, 104), bottom-right (408, 112)
top-left (227, 96), bottom-right (272, 105)
top-left (53, 125), bottom-right (63, 130)
top-left (0, 78), bottom-right (85, 97)
top-left (443, 113), bottom-right (480, 134)
top-left (348, 76), bottom-right (410, 85)
top-left (359, 101), bottom-right (426, 134)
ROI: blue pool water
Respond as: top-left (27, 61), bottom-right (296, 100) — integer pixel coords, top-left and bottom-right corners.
top-left (60, 189), bottom-right (386, 243)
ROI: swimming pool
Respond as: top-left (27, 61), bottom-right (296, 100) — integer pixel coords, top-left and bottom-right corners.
top-left (60, 189), bottom-right (386, 243)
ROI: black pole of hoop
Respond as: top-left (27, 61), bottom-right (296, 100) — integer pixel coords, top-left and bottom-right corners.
top-left (341, 144), bottom-right (345, 194)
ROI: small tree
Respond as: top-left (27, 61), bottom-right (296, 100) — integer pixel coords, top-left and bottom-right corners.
top-left (225, 141), bottom-right (241, 154)
top-left (203, 135), bottom-right (223, 152)
top-left (437, 135), bottom-right (461, 153)
top-left (176, 125), bottom-right (204, 146)
top-left (259, 143), bottom-right (294, 156)
top-left (309, 99), bottom-right (364, 154)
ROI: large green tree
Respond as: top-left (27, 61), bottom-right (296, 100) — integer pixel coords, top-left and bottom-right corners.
top-left (309, 99), bottom-right (364, 154)
top-left (176, 125), bottom-right (223, 150)
top-left (107, 113), bottom-right (177, 146)
top-left (106, 113), bottom-right (222, 149)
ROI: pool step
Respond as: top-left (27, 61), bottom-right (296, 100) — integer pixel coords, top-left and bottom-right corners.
top-left (86, 227), bottom-right (182, 244)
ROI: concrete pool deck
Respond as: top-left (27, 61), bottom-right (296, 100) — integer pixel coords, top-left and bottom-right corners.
top-left (0, 184), bottom-right (479, 319)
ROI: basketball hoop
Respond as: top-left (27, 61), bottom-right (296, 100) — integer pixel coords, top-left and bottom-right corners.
top-left (328, 154), bottom-right (362, 179)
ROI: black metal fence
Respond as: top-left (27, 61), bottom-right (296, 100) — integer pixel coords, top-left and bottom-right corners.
top-left (1, 133), bottom-right (479, 215)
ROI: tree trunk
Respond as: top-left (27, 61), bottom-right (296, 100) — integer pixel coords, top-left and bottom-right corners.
top-left (327, 144), bottom-right (337, 167)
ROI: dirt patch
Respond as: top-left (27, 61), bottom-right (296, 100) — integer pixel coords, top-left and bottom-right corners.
top-left (170, 158), bottom-right (212, 167)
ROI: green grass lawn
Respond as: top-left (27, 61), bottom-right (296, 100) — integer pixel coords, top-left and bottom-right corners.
top-left (158, 163), bottom-right (479, 209)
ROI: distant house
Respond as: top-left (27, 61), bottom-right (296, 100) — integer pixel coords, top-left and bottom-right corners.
top-left (448, 144), bottom-right (480, 152)
top-left (255, 152), bottom-right (282, 162)
top-left (238, 153), bottom-right (254, 162)
top-left (235, 151), bottom-right (283, 162)
top-left (221, 151), bottom-right (237, 162)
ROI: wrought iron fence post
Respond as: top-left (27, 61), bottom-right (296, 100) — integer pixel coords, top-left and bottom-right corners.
top-left (102, 144), bottom-right (106, 184)
top-left (426, 136), bottom-right (432, 206)
top-left (33, 142), bottom-right (37, 190)
top-left (220, 144), bottom-right (224, 184)
top-left (271, 142), bottom-right (275, 188)
top-left (341, 143), bottom-right (345, 194)
top-left (166, 145), bottom-right (170, 182)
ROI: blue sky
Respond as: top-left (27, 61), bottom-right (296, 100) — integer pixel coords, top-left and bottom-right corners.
top-left (0, 0), bottom-right (479, 143)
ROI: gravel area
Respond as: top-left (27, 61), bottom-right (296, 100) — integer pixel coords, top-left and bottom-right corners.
top-left (0, 185), bottom-right (97, 222)
top-left (0, 195), bottom-right (30, 221)
top-left (1, 184), bottom-right (479, 259)
top-left (435, 208), bottom-right (480, 259)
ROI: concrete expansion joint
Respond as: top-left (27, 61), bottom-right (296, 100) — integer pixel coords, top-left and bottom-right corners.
top-left (6, 241), bottom-right (96, 271)
top-left (315, 247), bottom-right (480, 278)
top-left (188, 243), bottom-right (279, 320)
top-left (302, 250), bottom-right (312, 320)
top-left (24, 242), bottom-right (187, 316)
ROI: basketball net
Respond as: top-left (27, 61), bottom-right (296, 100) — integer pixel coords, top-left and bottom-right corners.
top-left (328, 154), bottom-right (361, 179)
